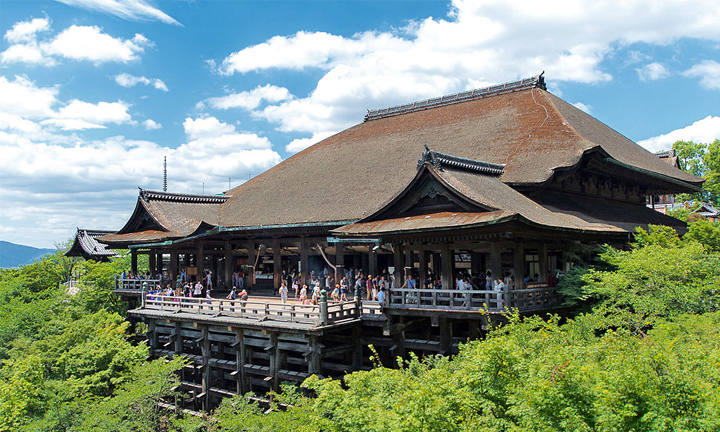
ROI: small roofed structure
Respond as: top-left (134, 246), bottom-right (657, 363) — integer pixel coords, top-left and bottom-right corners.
top-left (65, 228), bottom-right (119, 261)
top-left (693, 202), bottom-right (719, 222)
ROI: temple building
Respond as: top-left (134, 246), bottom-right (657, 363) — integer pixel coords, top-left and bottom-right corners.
top-left (99, 73), bottom-right (701, 295)
top-left (94, 73), bottom-right (706, 406)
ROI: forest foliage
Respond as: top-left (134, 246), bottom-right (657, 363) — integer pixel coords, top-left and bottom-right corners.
top-left (1, 220), bottom-right (720, 431)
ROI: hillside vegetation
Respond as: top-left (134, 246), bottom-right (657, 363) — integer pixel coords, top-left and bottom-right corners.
top-left (1, 221), bottom-right (720, 431)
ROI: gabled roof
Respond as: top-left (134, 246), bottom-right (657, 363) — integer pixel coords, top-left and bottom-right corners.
top-left (333, 158), bottom-right (686, 237)
top-left (100, 189), bottom-right (226, 246)
top-left (220, 74), bottom-right (702, 230)
top-left (65, 228), bottom-right (119, 261)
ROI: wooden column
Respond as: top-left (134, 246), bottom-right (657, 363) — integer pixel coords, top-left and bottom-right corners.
top-left (361, 252), bottom-right (369, 275)
top-left (300, 238), bottom-right (309, 287)
top-left (308, 335), bottom-right (321, 376)
top-left (131, 249), bottom-right (138, 275)
top-left (148, 251), bottom-right (156, 277)
top-left (393, 243), bottom-right (403, 288)
top-left (490, 242), bottom-right (502, 284)
top-left (419, 250), bottom-right (429, 284)
top-left (196, 247), bottom-right (204, 284)
top-left (439, 318), bottom-right (452, 355)
top-left (440, 243), bottom-right (453, 291)
top-left (200, 325), bottom-right (211, 410)
top-left (513, 242), bottom-right (525, 290)
top-left (247, 240), bottom-right (256, 290)
top-left (157, 252), bottom-right (163, 275)
top-left (368, 248), bottom-right (378, 277)
top-left (174, 321), bottom-right (183, 354)
top-left (212, 254), bottom-right (219, 287)
top-left (225, 241), bottom-right (233, 290)
top-left (267, 332), bottom-right (279, 392)
top-left (471, 251), bottom-right (482, 279)
top-left (404, 249), bottom-right (413, 278)
top-left (352, 326), bottom-right (363, 371)
top-left (335, 242), bottom-right (345, 283)
top-left (273, 239), bottom-right (282, 291)
top-left (169, 249), bottom-right (178, 287)
top-left (147, 319), bottom-right (157, 357)
top-left (539, 243), bottom-right (548, 283)
top-left (234, 328), bottom-right (246, 394)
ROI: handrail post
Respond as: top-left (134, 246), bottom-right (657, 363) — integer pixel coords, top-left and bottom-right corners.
top-left (320, 290), bottom-right (328, 326)
top-left (354, 284), bottom-right (362, 318)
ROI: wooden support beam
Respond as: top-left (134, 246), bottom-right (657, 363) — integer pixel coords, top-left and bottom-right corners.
top-left (200, 325), bottom-right (211, 410)
top-left (490, 242), bottom-right (502, 285)
top-left (300, 238), bottom-right (309, 287)
top-left (235, 328), bottom-right (246, 394)
top-left (247, 240), bottom-right (256, 290)
top-left (440, 243), bottom-right (453, 292)
top-left (514, 242), bottom-right (525, 290)
top-left (334, 242), bottom-right (345, 284)
top-left (273, 239), bottom-right (282, 292)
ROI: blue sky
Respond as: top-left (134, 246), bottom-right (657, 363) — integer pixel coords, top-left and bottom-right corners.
top-left (1, 0), bottom-right (720, 248)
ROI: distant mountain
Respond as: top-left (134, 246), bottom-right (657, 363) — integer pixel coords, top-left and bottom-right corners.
top-left (0, 241), bottom-right (55, 268)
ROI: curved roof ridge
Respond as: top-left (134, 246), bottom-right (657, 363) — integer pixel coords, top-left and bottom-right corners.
top-left (365, 73), bottom-right (546, 122)
top-left (140, 188), bottom-right (229, 204)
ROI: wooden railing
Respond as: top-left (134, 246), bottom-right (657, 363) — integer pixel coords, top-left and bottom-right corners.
top-left (389, 288), bottom-right (505, 311)
top-left (508, 286), bottom-right (562, 311)
top-left (115, 277), bottom-right (162, 292)
top-left (388, 286), bottom-right (562, 312)
top-left (141, 294), bottom-right (359, 326)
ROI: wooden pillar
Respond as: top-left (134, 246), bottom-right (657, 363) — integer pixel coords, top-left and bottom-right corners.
top-left (169, 249), bottom-right (178, 287)
top-left (514, 242), bottom-right (525, 290)
top-left (247, 240), bottom-right (256, 290)
top-left (273, 239), bottom-right (282, 291)
top-left (361, 252), bottom-right (369, 275)
top-left (268, 332), bottom-right (279, 392)
top-left (439, 318), bottom-right (452, 355)
top-left (352, 325), bottom-right (363, 371)
top-left (419, 250), bottom-right (429, 284)
top-left (234, 328), bottom-right (246, 394)
top-left (393, 243), bottom-right (403, 288)
top-left (490, 242), bottom-right (502, 284)
top-left (471, 251), bottom-right (482, 279)
top-left (539, 243), bottom-right (548, 283)
top-left (131, 249), bottom-right (138, 275)
top-left (148, 251), bottom-right (156, 277)
top-left (308, 335), bottom-right (321, 375)
top-left (335, 242), bottom-right (345, 283)
top-left (147, 319), bottom-right (157, 357)
top-left (212, 254), bottom-right (219, 287)
top-left (300, 238), bottom-right (309, 287)
top-left (174, 321), bottom-right (183, 354)
top-left (440, 243), bottom-right (453, 291)
top-left (225, 241), bottom-right (233, 290)
top-left (157, 252), bottom-right (163, 275)
top-left (353, 253), bottom-right (361, 272)
top-left (196, 247), bottom-right (204, 284)
top-left (200, 325), bottom-right (210, 410)
top-left (404, 249), bottom-right (413, 278)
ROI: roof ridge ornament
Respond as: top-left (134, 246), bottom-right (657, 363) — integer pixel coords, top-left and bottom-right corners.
top-left (138, 188), bottom-right (230, 204)
top-left (418, 145), bottom-right (505, 176)
top-left (365, 72), bottom-right (546, 122)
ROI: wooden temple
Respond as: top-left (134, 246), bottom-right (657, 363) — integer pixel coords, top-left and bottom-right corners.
top-left (95, 73), bottom-right (703, 408)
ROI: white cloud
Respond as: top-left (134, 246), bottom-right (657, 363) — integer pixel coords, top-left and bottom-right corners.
top-left (637, 116), bottom-right (720, 152)
top-left (143, 119), bottom-right (161, 130)
top-left (182, 116), bottom-right (273, 151)
top-left (55, 0), bottom-right (181, 26)
top-left (636, 62), bottom-right (670, 81)
top-left (683, 60), bottom-right (720, 90)
top-left (285, 131), bottom-right (335, 153)
top-left (114, 73), bottom-right (168, 91)
top-left (199, 85), bottom-right (292, 110)
top-left (57, 100), bottom-right (132, 125)
top-left (0, 75), bottom-right (58, 119)
top-left (42, 26), bottom-right (151, 64)
top-left (572, 102), bottom-right (593, 114)
top-left (4, 17), bottom-right (51, 44)
top-left (213, 0), bottom-right (720, 152)
top-left (0, 44), bottom-right (51, 65)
